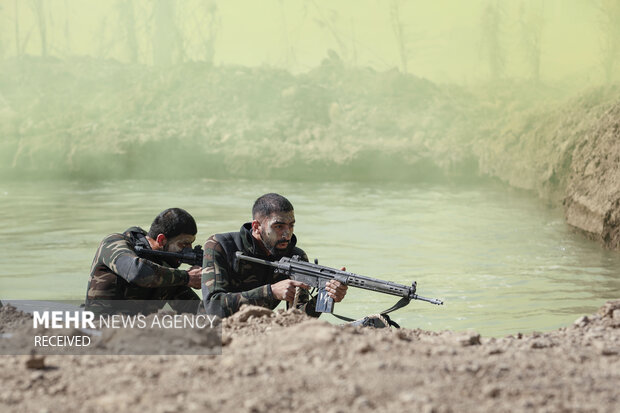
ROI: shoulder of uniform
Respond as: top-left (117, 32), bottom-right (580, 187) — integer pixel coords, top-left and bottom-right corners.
top-left (102, 233), bottom-right (126, 243)
top-left (291, 247), bottom-right (308, 261)
top-left (205, 234), bottom-right (225, 254)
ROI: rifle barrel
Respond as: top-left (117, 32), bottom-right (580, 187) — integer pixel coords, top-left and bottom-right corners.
top-left (412, 294), bottom-right (443, 305)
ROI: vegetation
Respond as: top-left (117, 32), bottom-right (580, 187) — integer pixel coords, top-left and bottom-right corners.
top-left (1, 56), bottom-right (617, 188)
top-left (1, 0), bottom-right (619, 190)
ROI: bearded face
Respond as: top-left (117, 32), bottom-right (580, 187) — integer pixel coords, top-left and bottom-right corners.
top-left (254, 211), bottom-right (295, 257)
top-left (163, 233), bottom-right (196, 268)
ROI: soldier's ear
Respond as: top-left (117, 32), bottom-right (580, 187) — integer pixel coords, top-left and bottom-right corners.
top-left (251, 219), bottom-right (261, 232)
top-left (156, 234), bottom-right (167, 248)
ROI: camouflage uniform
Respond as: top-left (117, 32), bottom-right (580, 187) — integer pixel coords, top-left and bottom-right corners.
top-left (202, 223), bottom-right (319, 318)
top-left (85, 227), bottom-right (200, 315)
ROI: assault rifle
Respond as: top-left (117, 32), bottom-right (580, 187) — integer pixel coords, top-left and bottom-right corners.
top-left (134, 245), bottom-right (204, 267)
top-left (236, 252), bottom-right (443, 317)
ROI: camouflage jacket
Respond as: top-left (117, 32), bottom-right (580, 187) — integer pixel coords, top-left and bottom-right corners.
top-left (85, 226), bottom-right (200, 315)
top-left (201, 223), bottom-right (319, 318)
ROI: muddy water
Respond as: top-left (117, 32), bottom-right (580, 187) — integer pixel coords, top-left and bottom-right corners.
top-left (1, 179), bottom-right (618, 337)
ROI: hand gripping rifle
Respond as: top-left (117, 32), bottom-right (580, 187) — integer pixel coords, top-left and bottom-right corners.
top-left (134, 245), bottom-right (204, 267)
top-left (236, 252), bottom-right (442, 320)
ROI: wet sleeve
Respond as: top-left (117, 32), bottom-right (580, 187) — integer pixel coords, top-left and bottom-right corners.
top-left (99, 234), bottom-right (189, 288)
top-left (165, 286), bottom-right (201, 314)
top-left (201, 236), bottom-right (279, 317)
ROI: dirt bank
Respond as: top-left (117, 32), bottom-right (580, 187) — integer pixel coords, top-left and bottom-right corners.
top-left (564, 100), bottom-right (620, 250)
top-left (0, 301), bottom-right (618, 412)
top-left (474, 86), bottom-right (620, 250)
top-left (2, 58), bottom-right (620, 248)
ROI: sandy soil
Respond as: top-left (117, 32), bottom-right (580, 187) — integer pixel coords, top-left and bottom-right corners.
top-left (0, 301), bottom-right (619, 413)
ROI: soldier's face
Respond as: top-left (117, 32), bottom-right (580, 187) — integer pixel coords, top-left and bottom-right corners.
top-left (165, 233), bottom-right (195, 253)
top-left (163, 233), bottom-right (196, 267)
top-left (257, 211), bottom-right (295, 256)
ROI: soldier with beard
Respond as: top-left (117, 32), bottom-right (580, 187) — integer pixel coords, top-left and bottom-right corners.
top-left (202, 193), bottom-right (348, 317)
top-left (85, 208), bottom-right (202, 315)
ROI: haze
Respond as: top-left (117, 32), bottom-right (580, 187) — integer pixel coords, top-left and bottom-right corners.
top-left (0, 0), bottom-right (616, 85)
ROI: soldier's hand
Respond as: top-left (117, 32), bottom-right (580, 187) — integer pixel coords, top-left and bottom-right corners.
top-left (326, 276), bottom-right (348, 302)
top-left (186, 266), bottom-right (202, 289)
top-left (271, 280), bottom-right (310, 302)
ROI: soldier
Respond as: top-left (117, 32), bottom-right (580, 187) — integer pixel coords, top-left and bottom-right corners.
top-left (202, 193), bottom-right (348, 317)
top-left (85, 208), bottom-right (202, 315)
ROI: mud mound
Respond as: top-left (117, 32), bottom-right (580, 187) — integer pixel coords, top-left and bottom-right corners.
top-left (0, 304), bottom-right (32, 334)
top-left (222, 305), bottom-right (313, 337)
top-left (0, 307), bottom-right (221, 355)
top-left (97, 311), bottom-right (222, 355)
top-left (0, 300), bottom-right (618, 412)
top-left (596, 299), bottom-right (620, 319)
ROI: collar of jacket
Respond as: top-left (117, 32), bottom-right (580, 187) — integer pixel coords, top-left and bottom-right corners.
top-left (238, 222), bottom-right (298, 259)
top-left (123, 226), bottom-right (149, 247)
top-left (123, 226), bottom-right (166, 266)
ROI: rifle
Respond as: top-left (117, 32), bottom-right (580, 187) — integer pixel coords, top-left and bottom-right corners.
top-left (134, 245), bottom-right (204, 267)
top-left (235, 252), bottom-right (443, 317)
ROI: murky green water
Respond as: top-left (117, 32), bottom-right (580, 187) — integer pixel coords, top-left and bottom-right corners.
top-left (1, 179), bottom-right (618, 337)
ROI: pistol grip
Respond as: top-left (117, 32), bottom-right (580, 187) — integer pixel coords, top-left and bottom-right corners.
top-left (315, 283), bottom-right (334, 313)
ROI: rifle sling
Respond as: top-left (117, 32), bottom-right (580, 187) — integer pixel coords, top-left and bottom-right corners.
top-left (329, 296), bottom-right (410, 328)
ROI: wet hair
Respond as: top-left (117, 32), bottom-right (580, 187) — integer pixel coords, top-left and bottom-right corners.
top-left (147, 208), bottom-right (197, 239)
top-left (252, 193), bottom-right (294, 220)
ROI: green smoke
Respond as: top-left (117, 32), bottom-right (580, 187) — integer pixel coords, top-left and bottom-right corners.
top-left (0, 0), bottom-right (618, 181)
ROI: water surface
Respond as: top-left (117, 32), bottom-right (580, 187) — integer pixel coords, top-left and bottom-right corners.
top-left (1, 179), bottom-right (618, 337)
